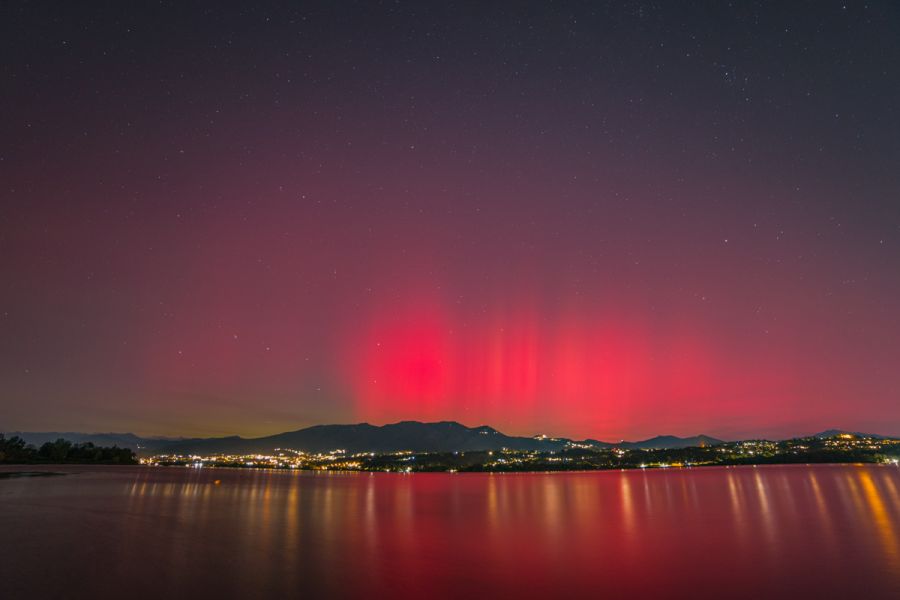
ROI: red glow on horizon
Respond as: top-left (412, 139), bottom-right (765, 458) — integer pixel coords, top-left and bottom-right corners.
top-left (343, 297), bottom-right (766, 439)
top-left (354, 308), bottom-right (455, 422)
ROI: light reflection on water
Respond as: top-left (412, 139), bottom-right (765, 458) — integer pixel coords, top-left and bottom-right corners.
top-left (1, 464), bottom-right (898, 598)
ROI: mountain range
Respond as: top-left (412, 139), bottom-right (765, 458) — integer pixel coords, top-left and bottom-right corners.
top-left (5, 421), bottom-right (725, 456)
top-left (6, 422), bottom-right (887, 457)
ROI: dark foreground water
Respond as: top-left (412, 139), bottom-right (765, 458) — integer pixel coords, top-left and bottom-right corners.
top-left (1, 464), bottom-right (898, 599)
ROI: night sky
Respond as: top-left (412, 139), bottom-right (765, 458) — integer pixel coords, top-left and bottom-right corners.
top-left (3, 2), bottom-right (899, 440)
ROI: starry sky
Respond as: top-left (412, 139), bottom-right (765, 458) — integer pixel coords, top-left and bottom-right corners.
top-left (2, 1), bottom-right (899, 440)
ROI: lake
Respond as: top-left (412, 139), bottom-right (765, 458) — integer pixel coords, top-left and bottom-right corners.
top-left (1, 464), bottom-right (898, 598)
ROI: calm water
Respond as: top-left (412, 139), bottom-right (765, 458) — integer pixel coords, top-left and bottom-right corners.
top-left (1, 464), bottom-right (898, 599)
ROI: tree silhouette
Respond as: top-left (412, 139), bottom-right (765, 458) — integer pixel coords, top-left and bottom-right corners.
top-left (0, 434), bottom-right (137, 465)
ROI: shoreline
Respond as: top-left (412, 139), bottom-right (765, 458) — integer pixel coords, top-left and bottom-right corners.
top-left (4, 460), bottom-right (897, 477)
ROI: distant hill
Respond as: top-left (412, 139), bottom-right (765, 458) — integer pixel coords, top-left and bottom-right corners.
top-left (5, 422), bottom-right (726, 456)
top-left (618, 434), bottom-right (723, 449)
top-left (812, 429), bottom-right (887, 440)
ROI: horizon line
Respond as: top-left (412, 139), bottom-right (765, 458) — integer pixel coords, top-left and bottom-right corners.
top-left (4, 419), bottom-right (896, 443)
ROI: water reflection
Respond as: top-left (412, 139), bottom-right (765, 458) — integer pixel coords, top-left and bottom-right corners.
top-left (1, 464), bottom-right (898, 598)
top-left (857, 467), bottom-right (900, 568)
